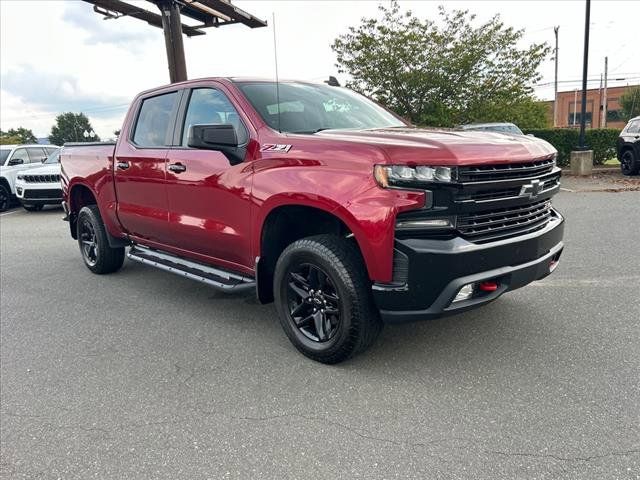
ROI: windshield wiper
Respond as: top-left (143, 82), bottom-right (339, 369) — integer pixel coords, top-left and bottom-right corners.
top-left (290, 128), bottom-right (332, 134)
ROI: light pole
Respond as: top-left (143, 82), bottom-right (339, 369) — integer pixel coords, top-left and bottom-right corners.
top-left (553, 26), bottom-right (559, 128)
top-left (83, 130), bottom-right (96, 142)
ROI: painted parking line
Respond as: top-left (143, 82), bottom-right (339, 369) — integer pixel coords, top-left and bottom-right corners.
top-left (0, 210), bottom-right (19, 217)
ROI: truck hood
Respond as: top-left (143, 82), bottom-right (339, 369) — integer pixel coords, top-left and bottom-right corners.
top-left (18, 164), bottom-right (61, 175)
top-left (314, 127), bottom-right (556, 165)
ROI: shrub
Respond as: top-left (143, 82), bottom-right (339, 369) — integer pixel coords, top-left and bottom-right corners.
top-left (523, 128), bottom-right (620, 167)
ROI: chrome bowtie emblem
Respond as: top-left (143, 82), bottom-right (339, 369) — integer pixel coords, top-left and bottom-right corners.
top-left (520, 179), bottom-right (544, 199)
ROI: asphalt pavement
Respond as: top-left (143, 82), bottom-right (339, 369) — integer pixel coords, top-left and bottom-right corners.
top-left (1, 191), bottom-right (639, 479)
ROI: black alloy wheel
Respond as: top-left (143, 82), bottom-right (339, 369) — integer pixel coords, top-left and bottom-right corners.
top-left (273, 235), bottom-right (382, 364)
top-left (287, 263), bottom-right (341, 342)
top-left (79, 217), bottom-right (99, 267)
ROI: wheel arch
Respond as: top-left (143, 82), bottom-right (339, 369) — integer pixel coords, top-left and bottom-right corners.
top-left (255, 199), bottom-right (369, 304)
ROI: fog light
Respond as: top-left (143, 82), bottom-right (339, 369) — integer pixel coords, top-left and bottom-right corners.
top-left (16, 187), bottom-right (23, 195)
top-left (453, 283), bottom-right (474, 303)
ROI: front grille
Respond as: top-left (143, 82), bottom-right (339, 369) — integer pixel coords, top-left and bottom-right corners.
top-left (457, 158), bottom-right (555, 182)
top-left (24, 174), bottom-right (61, 183)
top-left (24, 188), bottom-right (62, 199)
top-left (457, 199), bottom-right (552, 243)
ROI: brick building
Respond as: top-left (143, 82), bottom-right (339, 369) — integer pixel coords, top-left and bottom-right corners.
top-left (548, 84), bottom-right (638, 129)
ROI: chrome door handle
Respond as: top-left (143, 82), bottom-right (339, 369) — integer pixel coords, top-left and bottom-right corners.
top-left (116, 161), bottom-right (130, 170)
top-left (168, 163), bottom-right (187, 173)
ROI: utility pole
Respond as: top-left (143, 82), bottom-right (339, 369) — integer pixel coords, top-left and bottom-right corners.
top-left (158, 0), bottom-right (187, 83)
top-left (571, 0), bottom-right (593, 176)
top-left (578, 0), bottom-right (591, 149)
top-left (553, 26), bottom-right (559, 127)
top-left (601, 56), bottom-right (608, 128)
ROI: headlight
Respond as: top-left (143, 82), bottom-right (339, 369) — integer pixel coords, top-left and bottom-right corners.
top-left (16, 174), bottom-right (24, 180)
top-left (551, 153), bottom-right (557, 167)
top-left (374, 165), bottom-right (454, 188)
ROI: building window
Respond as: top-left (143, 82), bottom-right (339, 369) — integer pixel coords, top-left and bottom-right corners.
top-left (568, 111), bottom-right (592, 126)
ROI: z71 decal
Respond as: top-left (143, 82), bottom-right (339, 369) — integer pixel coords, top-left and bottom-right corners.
top-left (260, 144), bottom-right (292, 153)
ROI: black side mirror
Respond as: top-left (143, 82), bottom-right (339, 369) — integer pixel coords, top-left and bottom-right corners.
top-left (188, 124), bottom-right (246, 165)
top-left (8, 158), bottom-right (24, 166)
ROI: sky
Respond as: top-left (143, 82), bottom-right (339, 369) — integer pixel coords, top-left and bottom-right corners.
top-left (1, 0), bottom-right (639, 139)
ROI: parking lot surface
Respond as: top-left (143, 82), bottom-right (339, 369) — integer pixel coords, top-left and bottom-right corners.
top-left (1, 191), bottom-right (639, 479)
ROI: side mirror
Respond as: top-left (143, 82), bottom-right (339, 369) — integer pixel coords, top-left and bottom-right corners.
top-left (188, 124), bottom-right (245, 165)
top-left (8, 158), bottom-right (24, 166)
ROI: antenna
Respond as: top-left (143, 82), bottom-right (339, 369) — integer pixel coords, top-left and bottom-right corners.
top-left (272, 12), bottom-right (281, 133)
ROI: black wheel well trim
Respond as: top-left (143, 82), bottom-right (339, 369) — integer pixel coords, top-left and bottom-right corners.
top-left (255, 204), bottom-right (357, 304)
top-left (68, 185), bottom-right (130, 248)
top-left (0, 177), bottom-right (12, 192)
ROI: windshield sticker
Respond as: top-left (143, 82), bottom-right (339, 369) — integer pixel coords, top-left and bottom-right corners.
top-left (261, 144), bottom-right (292, 153)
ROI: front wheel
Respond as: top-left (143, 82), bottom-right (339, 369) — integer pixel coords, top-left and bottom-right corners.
top-left (620, 149), bottom-right (639, 176)
top-left (273, 235), bottom-right (382, 364)
top-left (0, 185), bottom-right (10, 212)
top-left (76, 205), bottom-right (125, 274)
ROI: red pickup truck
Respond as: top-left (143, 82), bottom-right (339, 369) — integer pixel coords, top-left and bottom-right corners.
top-left (61, 78), bottom-right (564, 363)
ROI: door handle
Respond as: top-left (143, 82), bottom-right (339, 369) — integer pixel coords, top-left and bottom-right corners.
top-left (116, 161), bottom-right (130, 170)
top-left (168, 163), bottom-right (187, 173)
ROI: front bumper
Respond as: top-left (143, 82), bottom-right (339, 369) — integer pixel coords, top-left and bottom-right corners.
top-left (373, 209), bottom-right (564, 323)
top-left (15, 182), bottom-right (63, 205)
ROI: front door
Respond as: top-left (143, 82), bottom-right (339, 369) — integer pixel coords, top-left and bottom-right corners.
top-left (164, 86), bottom-right (254, 271)
top-left (114, 90), bottom-right (180, 245)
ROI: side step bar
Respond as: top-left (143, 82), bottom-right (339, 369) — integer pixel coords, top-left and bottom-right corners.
top-left (127, 245), bottom-right (255, 293)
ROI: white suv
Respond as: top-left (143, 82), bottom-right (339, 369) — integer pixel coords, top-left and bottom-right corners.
top-left (15, 148), bottom-right (63, 211)
top-left (0, 144), bottom-right (60, 211)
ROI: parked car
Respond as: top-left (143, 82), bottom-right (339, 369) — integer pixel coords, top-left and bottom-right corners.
top-left (458, 122), bottom-right (525, 135)
top-left (15, 148), bottom-right (62, 211)
top-left (617, 116), bottom-right (640, 176)
top-left (0, 144), bottom-right (60, 211)
top-left (61, 78), bottom-right (564, 364)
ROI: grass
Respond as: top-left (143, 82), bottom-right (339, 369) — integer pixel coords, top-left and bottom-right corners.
top-left (604, 157), bottom-right (620, 166)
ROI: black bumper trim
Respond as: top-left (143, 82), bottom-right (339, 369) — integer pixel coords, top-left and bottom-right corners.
top-left (373, 210), bottom-right (565, 323)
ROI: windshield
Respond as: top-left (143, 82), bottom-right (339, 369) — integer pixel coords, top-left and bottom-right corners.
top-left (43, 148), bottom-right (61, 164)
top-left (0, 149), bottom-right (10, 164)
top-left (237, 82), bottom-right (406, 133)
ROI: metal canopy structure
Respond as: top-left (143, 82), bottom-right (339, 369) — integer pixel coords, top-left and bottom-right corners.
top-left (83, 0), bottom-right (267, 83)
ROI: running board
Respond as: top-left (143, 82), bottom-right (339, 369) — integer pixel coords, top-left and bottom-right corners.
top-left (127, 245), bottom-right (255, 292)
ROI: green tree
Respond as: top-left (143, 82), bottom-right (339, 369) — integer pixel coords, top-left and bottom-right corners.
top-left (48, 112), bottom-right (100, 145)
top-left (620, 86), bottom-right (640, 121)
top-left (0, 127), bottom-right (38, 144)
top-left (332, 2), bottom-right (551, 128)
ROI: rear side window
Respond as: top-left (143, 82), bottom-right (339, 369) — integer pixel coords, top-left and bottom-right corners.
top-left (133, 92), bottom-right (179, 147)
top-left (26, 147), bottom-right (46, 163)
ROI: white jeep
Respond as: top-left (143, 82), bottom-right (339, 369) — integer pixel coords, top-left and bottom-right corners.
top-left (15, 148), bottom-right (63, 211)
top-left (0, 144), bottom-right (60, 211)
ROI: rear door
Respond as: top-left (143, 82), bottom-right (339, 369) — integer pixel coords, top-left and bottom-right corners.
top-left (114, 89), bottom-right (182, 245)
top-left (163, 84), bottom-right (254, 271)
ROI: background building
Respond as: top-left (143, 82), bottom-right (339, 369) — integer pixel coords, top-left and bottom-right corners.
top-left (548, 84), bottom-right (638, 129)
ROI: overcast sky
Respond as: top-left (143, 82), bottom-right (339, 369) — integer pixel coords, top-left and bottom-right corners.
top-left (1, 0), bottom-right (639, 139)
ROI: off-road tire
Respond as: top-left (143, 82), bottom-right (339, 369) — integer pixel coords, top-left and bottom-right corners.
top-left (620, 149), bottom-right (639, 176)
top-left (273, 234), bottom-right (382, 364)
top-left (77, 205), bottom-right (125, 274)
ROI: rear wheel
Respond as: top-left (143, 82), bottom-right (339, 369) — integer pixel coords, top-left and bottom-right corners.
top-left (620, 149), bottom-right (639, 176)
top-left (77, 205), bottom-right (125, 274)
top-left (273, 235), bottom-right (382, 364)
top-left (23, 204), bottom-right (44, 212)
top-left (0, 185), bottom-right (9, 212)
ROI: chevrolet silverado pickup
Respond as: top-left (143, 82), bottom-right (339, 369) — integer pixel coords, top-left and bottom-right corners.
top-left (61, 78), bottom-right (565, 364)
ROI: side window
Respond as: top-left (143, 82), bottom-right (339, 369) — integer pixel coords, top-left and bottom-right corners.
top-left (26, 147), bottom-right (47, 163)
top-left (45, 147), bottom-right (58, 155)
top-left (9, 148), bottom-right (29, 164)
top-left (182, 88), bottom-right (248, 146)
top-left (627, 120), bottom-right (640, 134)
top-left (133, 91), bottom-right (179, 147)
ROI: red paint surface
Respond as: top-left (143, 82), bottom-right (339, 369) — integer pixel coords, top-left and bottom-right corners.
top-left (61, 78), bottom-right (557, 283)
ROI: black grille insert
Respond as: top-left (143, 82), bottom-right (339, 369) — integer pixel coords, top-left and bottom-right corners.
top-left (24, 188), bottom-right (62, 199)
top-left (24, 174), bottom-right (61, 183)
top-left (458, 200), bottom-right (552, 243)
top-left (458, 158), bottom-right (555, 182)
